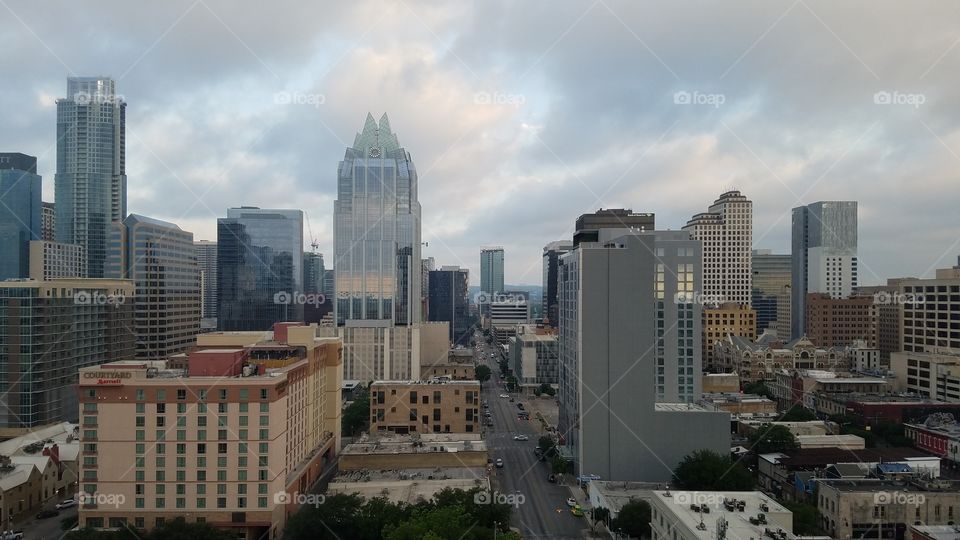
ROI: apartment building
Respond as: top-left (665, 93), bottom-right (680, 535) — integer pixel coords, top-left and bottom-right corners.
top-left (369, 379), bottom-right (481, 434)
top-left (703, 303), bottom-right (756, 372)
top-left (805, 293), bottom-right (879, 348)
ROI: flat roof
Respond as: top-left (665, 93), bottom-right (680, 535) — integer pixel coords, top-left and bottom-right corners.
top-left (651, 490), bottom-right (796, 539)
top-left (819, 478), bottom-right (960, 493)
top-left (655, 402), bottom-right (713, 412)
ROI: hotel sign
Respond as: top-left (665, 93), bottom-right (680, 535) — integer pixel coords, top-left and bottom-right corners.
top-left (83, 371), bottom-right (132, 385)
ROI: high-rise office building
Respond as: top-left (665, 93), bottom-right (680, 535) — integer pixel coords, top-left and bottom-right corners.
top-left (791, 201), bottom-right (858, 339)
top-left (557, 232), bottom-right (728, 481)
top-left (428, 266), bottom-right (471, 346)
top-left (55, 77), bottom-right (127, 278)
top-left (542, 240), bottom-right (573, 327)
top-left (0, 278), bottom-right (134, 430)
top-left (333, 114), bottom-right (421, 380)
top-left (41, 202), bottom-right (55, 241)
top-left (752, 249), bottom-right (792, 335)
top-left (572, 209), bottom-right (655, 247)
top-left (107, 214), bottom-right (200, 359)
top-left (194, 240), bottom-right (218, 320)
top-left (218, 207), bottom-right (304, 331)
top-left (29, 240), bottom-right (86, 280)
top-left (303, 251), bottom-right (331, 323)
top-left (682, 190), bottom-right (753, 306)
top-left (489, 291), bottom-right (532, 347)
top-left (479, 247), bottom-right (505, 302)
top-left (0, 153), bottom-right (42, 280)
top-left (421, 257), bottom-right (435, 321)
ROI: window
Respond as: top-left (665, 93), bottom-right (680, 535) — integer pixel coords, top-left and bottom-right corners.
top-left (219, 389), bottom-right (228, 400)
top-left (177, 389), bottom-right (186, 400)
top-left (136, 389), bottom-right (145, 401)
top-left (260, 388), bottom-right (268, 400)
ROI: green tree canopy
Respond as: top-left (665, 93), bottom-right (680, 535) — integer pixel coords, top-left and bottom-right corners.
top-left (673, 449), bottom-right (754, 491)
top-left (749, 424), bottom-right (799, 454)
top-left (475, 364), bottom-right (492, 383)
top-left (610, 500), bottom-right (651, 539)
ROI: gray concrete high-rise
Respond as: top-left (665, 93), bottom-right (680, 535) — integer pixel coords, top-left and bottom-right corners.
top-left (557, 232), bottom-right (728, 482)
top-left (107, 214), bottom-right (200, 359)
top-left (791, 201), bottom-right (858, 339)
top-left (194, 240), bottom-right (218, 320)
top-left (480, 247), bottom-right (505, 299)
top-left (542, 240), bottom-right (573, 327)
top-left (572, 208), bottom-right (654, 247)
top-left (0, 153), bottom-right (42, 280)
top-left (55, 77), bottom-right (127, 278)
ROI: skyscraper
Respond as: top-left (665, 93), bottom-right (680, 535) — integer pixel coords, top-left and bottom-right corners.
top-left (55, 77), bottom-right (126, 278)
top-left (194, 240), bottom-right (218, 320)
top-left (333, 114), bottom-right (422, 380)
top-left (791, 201), bottom-right (858, 339)
top-left (428, 266), bottom-right (471, 346)
top-left (752, 249), bottom-right (792, 335)
top-left (479, 247), bottom-right (504, 313)
top-left (542, 240), bottom-right (573, 327)
top-left (107, 214), bottom-right (200, 359)
top-left (41, 202), bottom-right (55, 241)
top-left (682, 190), bottom-right (753, 306)
top-left (0, 153), bottom-right (42, 280)
top-left (218, 207), bottom-right (304, 331)
top-left (303, 251), bottom-right (331, 323)
top-left (572, 208), bottom-right (655, 247)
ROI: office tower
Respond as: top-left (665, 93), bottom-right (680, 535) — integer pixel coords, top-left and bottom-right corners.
top-left (702, 304), bottom-right (756, 372)
top-left (682, 190), bottom-right (753, 306)
top-left (322, 268), bottom-right (335, 300)
top-left (557, 232), bottom-right (728, 482)
top-left (572, 208), bottom-right (654, 247)
top-left (303, 251), bottom-right (331, 323)
top-left (542, 240), bottom-right (573, 327)
top-left (428, 266), bottom-right (471, 346)
top-left (900, 265), bottom-right (960, 354)
top-left (510, 324), bottom-right (559, 387)
top-left (421, 257), bottom-right (435, 321)
top-left (333, 113), bottom-right (421, 380)
top-left (0, 279), bottom-right (134, 430)
top-left (78, 325), bottom-right (343, 537)
top-left (803, 293), bottom-right (878, 348)
top-left (218, 207), bottom-right (304, 331)
top-left (29, 240), bottom-right (86, 280)
top-left (479, 247), bottom-right (505, 302)
top-left (55, 77), bottom-right (127, 278)
top-left (752, 249), bottom-right (792, 335)
top-left (194, 240), bottom-right (218, 321)
top-left (107, 214), bottom-right (200, 359)
top-left (0, 153), bottom-right (42, 280)
top-left (791, 201), bottom-right (858, 339)
top-left (41, 202), bottom-right (55, 241)
top-left (489, 291), bottom-right (532, 346)
top-left (857, 277), bottom-right (917, 364)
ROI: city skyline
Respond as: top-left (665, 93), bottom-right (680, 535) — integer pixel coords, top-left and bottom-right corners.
top-left (2, 2), bottom-right (959, 287)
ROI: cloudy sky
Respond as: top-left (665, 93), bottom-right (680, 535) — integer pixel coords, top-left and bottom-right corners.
top-left (3, 0), bottom-right (959, 286)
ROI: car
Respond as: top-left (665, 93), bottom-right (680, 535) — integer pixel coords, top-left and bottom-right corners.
top-left (499, 394), bottom-right (509, 398)
top-left (495, 458), bottom-right (504, 468)
top-left (55, 499), bottom-right (77, 509)
top-left (0, 531), bottom-right (24, 540)
top-left (35, 509), bottom-right (59, 519)
top-left (571, 505), bottom-right (584, 517)
top-left (566, 498), bottom-right (577, 507)
top-left (513, 434), bottom-right (529, 441)
top-left (486, 420), bottom-right (494, 426)
top-left (547, 474), bottom-right (556, 483)
top-left (517, 403), bottom-right (524, 410)
top-left (484, 412), bottom-right (492, 417)
top-left (509, 398), bottom-right (515, 403)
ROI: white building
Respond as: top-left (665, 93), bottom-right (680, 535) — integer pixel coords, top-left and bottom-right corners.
top-left (650, 490), bottom-right (797, 540)
top-left (682, 190), bottom-right (753, 306)
top-left (28, 240), bottom-right (86, 280)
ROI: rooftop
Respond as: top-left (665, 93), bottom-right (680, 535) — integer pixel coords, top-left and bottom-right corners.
top-left (371, 378), bottom-right (480, 386)
top-left (761, 447), bottom-right (934, 468)
top-left (819, 478), bottom-right (960, 493)
top-left (655, 402), bottom-right (714, 412)
top-left (342, 433), bottom-right (487, 455)
top-left (651, 490), bottom-right (796, 540)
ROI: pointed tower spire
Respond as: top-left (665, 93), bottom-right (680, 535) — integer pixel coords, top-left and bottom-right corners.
top-left (378, 113), bottom-right (392, 135)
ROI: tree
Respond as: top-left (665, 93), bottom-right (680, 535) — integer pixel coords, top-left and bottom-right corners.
top-left (538, 383), bottom-right (556, 396)
top-left (550, 454), bottom-right (572, 475)
top-left (284, 493), bottom-right (366, 540)
top-left (780, 404), bottom-right (816, 422)
top-left (342, 386), bottom-right (370, 436)
top-left (783, 502), bottom-right (820, 535)
top-left (610, 500), bottom-right (651, 539)
top-left (475, 364), bottom-right (492, 384)
top-left (674, 449), bottom-right (754, 491)
top-left (591, 506), bottom-right (611, 528)
top-left (743, 380), bottom-right (774, 399)
top-left (749, 425), bottom-right (799, 454)
top-left (538, 435), bottom-right (556, 456)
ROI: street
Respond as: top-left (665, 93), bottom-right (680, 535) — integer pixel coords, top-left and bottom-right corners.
top-left (475, 333), bottom-right (585, 540)
top-left (16, 503), bottom-right (76, 540)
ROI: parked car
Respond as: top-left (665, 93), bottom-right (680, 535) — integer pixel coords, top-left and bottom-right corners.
top-left (513, 434), bottom-right (529, 441)
top-left (517, 403), bottom-right (524, 410)
top-left (0, 531), bottom-right (24, 540)
top-left (571, 505), bottom-right (584, 517)
top-left (35, 509), bottom-right (59, 519)
top-left (495, 458), bottom-right (504, 468)
top-left (566, 498), bottom-right (577, 507)
top-left (547, 474), bottom-right (556, 483)
top-left (56, 499), bottom-right (77, 509)
top-left (499, 394), bottom-right (509, 398)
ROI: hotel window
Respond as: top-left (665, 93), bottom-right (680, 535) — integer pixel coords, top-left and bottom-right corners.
top-left (136, 403), bottom-right (145, 414)
top-left (177, 389), bottom-right (186, 400)
top-left (239, 389), bottom-right (249, 401)
top-left (219, 389), bottom-right (228, 400)
top-left (197, 484), bottom-right (206, 494)
top-left (197, 498), bottom-right (206, 509)
top-left (260, 403), bottom-right (269, 413)
top-left (239, 403), bottom-right (248, 413)
top-left (260, 388), bottom-right (268, 400)
top-left (136, 389), bottom-right (145, 401)
top-left (177, 404), bottom-right (186, 414)
top-left (217, 457), bottom-right (227, 468)
top-left (217, 498), bottom-right (226, 509)
top-left (157, 389), bottom-right (166, 401)
top-left (218, 403), bottom-right (228, 413)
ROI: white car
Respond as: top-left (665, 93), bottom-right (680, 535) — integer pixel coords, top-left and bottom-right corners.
top-left (55, 499), bottom-right (77, 509)
top-left (513, 434), bottom-right (529, 441)
top-left (499, 394), bottom-right (509, 398)
top-left (566, 497), bottom-right (577, 507)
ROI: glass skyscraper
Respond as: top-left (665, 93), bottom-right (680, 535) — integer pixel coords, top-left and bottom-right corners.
top-left (334, 113), bottom-right (421, 326)
top-left (217, 207), bottom-right (304, 330)
top-left (0, 153), bottom-right (42, 280)
top-left (55, 77), bottom-right (127, 278)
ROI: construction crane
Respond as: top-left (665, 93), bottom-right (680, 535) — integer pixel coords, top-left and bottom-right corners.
top-left (305, 212), bottom-right (319, 253)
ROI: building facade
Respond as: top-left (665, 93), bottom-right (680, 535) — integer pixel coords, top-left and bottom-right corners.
top-left (0, 279), bottom-right (134, 432)
top-left (479, 247), bottom-right (504, 304)
top-left (715, 334), bottom-right (850, 384)
top-left (194, 240), bottom-right (218, 321)
top-left (0, 153), bottom-right (42, 280)
top-left (791, 201), bottom-right (858, 339)
top-left (805, 292), bottom-right (879, 348)
top-left (752, 249), bottom-right (791, 335)
top-left (29, 240), bottom-right (86, 280)
top-left (572, 208), bottom-right (654, 247)
top-left (703, 303), bottom-right (756, 372)
top-left (369, 380), bottom-right (480, 434)
top-left (509, 324), bottom-right (559, 387)
top-left (107, 214), bottom-right (201, 360)
top-left (542, 240), bottom-right (573, 327)
top-left (891, 349), bottom-right (960, 402)
top-left (901, 265), bottom-right (960, 354)
top-left (682, 190), bottom-right (753, 306)
top-left (217, 207), bottom-right (304, 331)
top-left (427, 266), bottom-right (471, 346)
top-left (55, 77), bottom-right (127, 278)
top-left (41, 201), bottom-right (55, 242)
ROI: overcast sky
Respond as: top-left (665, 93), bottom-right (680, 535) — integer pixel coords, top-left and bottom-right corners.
top-left (3, 0), bottom-right (959, 286)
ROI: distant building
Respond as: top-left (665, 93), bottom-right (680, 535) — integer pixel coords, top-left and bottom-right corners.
top-left (41, 201), bottom-right (55, 241)
top-left (542, 240), bottom-right (573, 327)
top-left (791, 201), bottom-right (858, 339)
top-left (752, 249), bottom-right (791, 335)
top-left (715, 334), bottom-right (850, 384)
top-left (217, 207), bottom-right (304, 331)
top-left (900, 264), bottom-right (960, 354)
top-left (770, 369), bottom-right (888, 411)
top-left (702, 303), bottom-right (756, 372)
top-left (0, 152), bottom-right (42, 280)
top-left (107, 214), bottom-right (200, 360)
top-left (0, 279), bottom-right (134, 432)
top-left (194, 240), bottom-right (217, 320)
top-left (55, 77), bottom-right (127, 278)
top-left (479, 247), bottom-right (504, 317)
top-left (303, 252), bottom-right (331, 323)
top-left (649, 490), bottom-right (798, 540)
top-left (29, 240), bottom-right (86, 280)
top-left (427, 266), bottom-right (471, 346)
top-left (369, 379), bottom-right (481, 434)
top-left (0, 422), bottom-right (81, 522)
top-left (509, 324), bottom-right (559, 388)
top-left (683, 190), bottom-right (753, 306)
top-left (489, 291), bottom-right (531, 347)
top-left (891, 348), bottom-right (960, 402)
top-left (856, 277), bottom-right (917, 365)
top-left (420, 349), bottom-right (475, 380)
top-left (804, 293), bottom-right (878, 348)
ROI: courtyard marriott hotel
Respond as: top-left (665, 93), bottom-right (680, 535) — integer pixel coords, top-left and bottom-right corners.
top-left (76, 324), bottom-right (342, 539)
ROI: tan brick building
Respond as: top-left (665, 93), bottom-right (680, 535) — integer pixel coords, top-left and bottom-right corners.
top-left (370, 380), bottom-right (481, 434)
top-left (702, 303), bottom-right (756, 371)
top-left (804, 293), bottom-right (878, 348)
